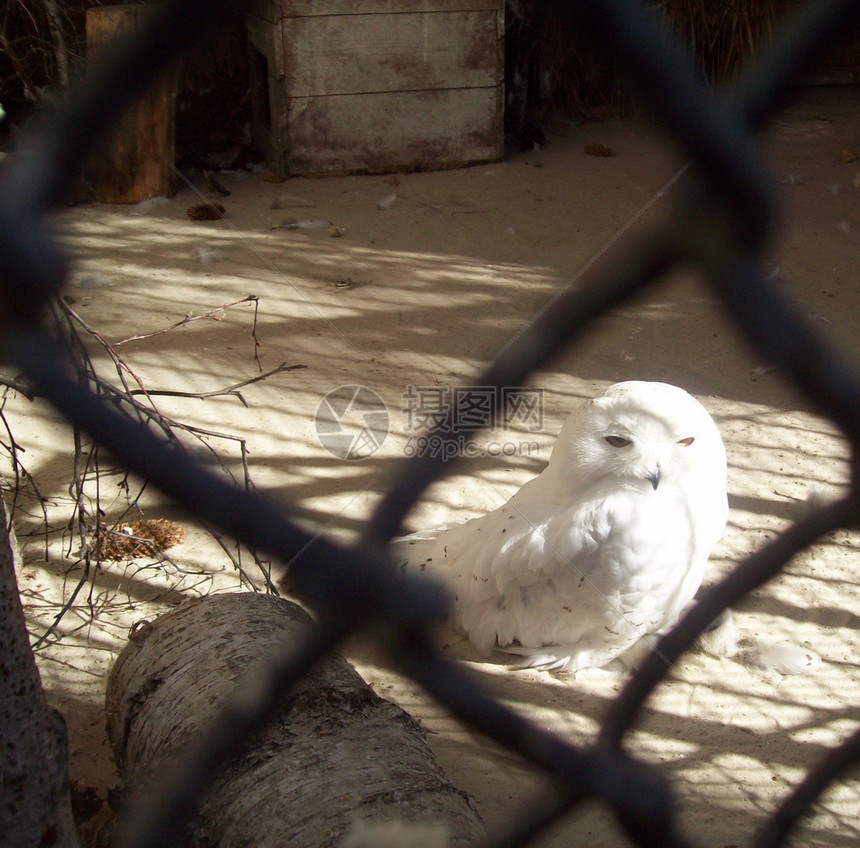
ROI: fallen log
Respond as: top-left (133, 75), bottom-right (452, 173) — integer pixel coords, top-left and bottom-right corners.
top-left (106, 592), bottom-right (483, 847)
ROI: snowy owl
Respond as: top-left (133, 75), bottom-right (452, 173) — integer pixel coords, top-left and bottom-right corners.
top-left (393, 381), bottom-right (728, 672)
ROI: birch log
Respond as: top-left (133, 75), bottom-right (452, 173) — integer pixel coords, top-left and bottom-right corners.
top-left (106, 592), bottom-right (484, 847)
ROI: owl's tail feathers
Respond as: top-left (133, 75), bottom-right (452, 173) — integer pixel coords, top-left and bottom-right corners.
top-left (497, 643), bottom-right (625, 674)
top-left (501, 611), bottom-right (821, 676)
top-left (498, 646), bottom-right (580, 673)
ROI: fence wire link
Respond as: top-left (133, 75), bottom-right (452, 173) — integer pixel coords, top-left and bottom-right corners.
top-left (0, 1), bottom-right (858, 847)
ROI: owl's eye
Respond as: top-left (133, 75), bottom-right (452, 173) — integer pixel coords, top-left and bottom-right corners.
top-left (605, 435), bottom-right (632, 448)
top-left (677, 436), bottom-right (695, 447)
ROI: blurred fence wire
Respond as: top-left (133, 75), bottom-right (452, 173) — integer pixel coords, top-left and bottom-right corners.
top-left (0, 1), bottom-right (858, 847)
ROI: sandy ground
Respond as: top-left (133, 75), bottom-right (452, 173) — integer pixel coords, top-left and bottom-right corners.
top-left (6, 84), bottom-right (859, 846)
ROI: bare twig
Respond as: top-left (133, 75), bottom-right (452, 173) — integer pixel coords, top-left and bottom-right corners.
top-left (0, 400), bottom-right (50, 545)
top-left (0, 21), bottom-right (42, 105)
top-left (0, 374), bottom-right (34, 399)
top-left (53, 298), bottom-right (157, 417)
top-left (111, 295), bottom-right (260, 346)
top-left (42, 0), bottom-right (68, 90)
top-left (128, 362), bottom-right (306, 408)
top-left (207, 529), bottom-right (279, 594)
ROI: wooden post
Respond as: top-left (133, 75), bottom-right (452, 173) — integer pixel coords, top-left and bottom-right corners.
top-left (0, 492), bottom-right (80, 848)
top-left (86, 5), bottom-right (177, 203)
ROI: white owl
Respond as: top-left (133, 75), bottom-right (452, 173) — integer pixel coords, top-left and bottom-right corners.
top-left (392, 381), bottom-right (728, 672)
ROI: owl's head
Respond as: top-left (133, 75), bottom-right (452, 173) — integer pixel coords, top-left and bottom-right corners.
top-left (549, 381), bottom-right (727, 493)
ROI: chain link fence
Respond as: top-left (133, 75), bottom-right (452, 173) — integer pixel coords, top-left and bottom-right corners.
top-left (0, 1), bottom-right (858, 847)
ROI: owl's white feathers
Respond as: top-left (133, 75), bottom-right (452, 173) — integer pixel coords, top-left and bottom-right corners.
top-left (393, 381), bottom-right (728, 673)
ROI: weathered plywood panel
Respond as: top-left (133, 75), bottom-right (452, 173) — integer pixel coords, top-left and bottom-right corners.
top-left (253, 1), bottom-right (501, 26)
top-left (283, 87), bottom-right (502, 174)
top-left (282, 0), bottom-right (502, 17)
top-left (282, 11), bottom-right (501, 96)
top-left (247, 0), bottom-right (504, 176)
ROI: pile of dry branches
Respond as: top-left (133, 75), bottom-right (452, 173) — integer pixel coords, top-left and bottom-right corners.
top-left (0, 294), bottom-right (293, 649)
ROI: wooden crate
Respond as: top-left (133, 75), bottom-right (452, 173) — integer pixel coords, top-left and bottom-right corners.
top-left (247, 0), bottom-right (504, 177)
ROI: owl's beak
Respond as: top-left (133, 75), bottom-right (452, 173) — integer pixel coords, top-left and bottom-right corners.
top-left (647, 468), bottom-right (661, 490)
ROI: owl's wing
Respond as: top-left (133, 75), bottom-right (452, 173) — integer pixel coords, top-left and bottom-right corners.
top-left (393, 481), bottom-right (609, 655)
top-left (392, 473), bottom-right (597, 591)
top-left (405, 479), bottom-right (707, 669)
